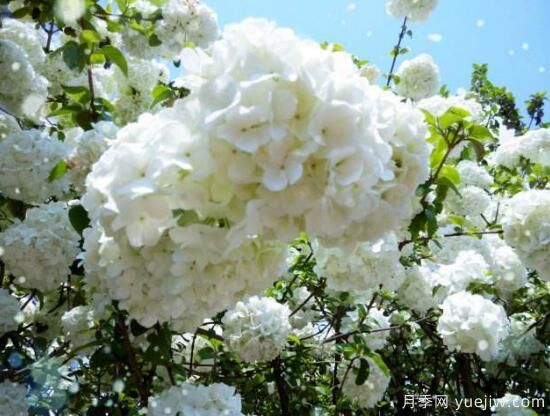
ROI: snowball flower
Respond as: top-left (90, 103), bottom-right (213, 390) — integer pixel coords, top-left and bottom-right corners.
top-left (395, 54), bottom-right (440, 100)
top-left (0, 202), bottom-right (80, 291)
top-left (0, 19), bottom-right (46, 67)
top-left (54, 0), bottom-right (86, 24)
top-left (386, 0), bottom-right (438, 22)
top-left (494, 313), bottom-right (544, 365)
top-left (223, 296), bottom-right (291, 362)
top-left (493, 127), bottom-right (550, 168)
top-left (445, 185), bottom-right (491, 217)
top-left (314, 233), bottom-right (405, 295)
top-left (359, 63), bottom-right (381, 84)
top-left (340, 357), bottom-right (391, 409)
top-left (418, 94), bottom-right (483, 122)
top-left (0, 129), bottom-right (71, 204)
top-left (0, 289), bottom-right (21, 334)
top-left (148, 382), bottom-right (244, 416)
top-left (398, 265), bottom-right (438, 314)
top-left (0, 381), bottom-right (28, 416)
top-left (456, 160), bottom-right (493, 188)
top-left (437, 292), bottom-right (509, 361)
top-left (61, 306), bottom-right (96, 350)
top-left (0, 112), bottom-right (20, 140)
top-left (0, 40), bottom-right (48, 119)
top-left (501, 190), bottom-right (550, 281)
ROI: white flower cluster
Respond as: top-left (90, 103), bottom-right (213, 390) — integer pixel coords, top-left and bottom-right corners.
top-left (0, 381), bottom-right (28, 416)
top-left (445, 185), bottom-right (491, 218)
top-left (314, 233), bottom-right (405, 295)
top-left (501, 190), bottom-right (550, 281)
top-left (492, 394), bottom-right (537, 415)
top-left (64, 122), bottom-right (118, 191)
top-left (493, 127), bottom-right (550, 168)
top-left (0, 288), bottom-right (21, 334)
top-left (99, 57), bottom-right (170, 125)
top-left (495, 313), bottom-right (544, 365)
top-left (359, 63), bottom-right (381, 84)
top-left (223, 296), bottom-right (291, 362)
top-left (437, 292), bottom-right (509, 361)
top-left (157, 0), bottom-right (220, 54)
top-left (456, 160), bottom-right (493, 188)
top-left (395, 54), bottom-right (440, 101)
top-left (0, 19), bottom-right (45, 67)
top-left (340, 357), bottom-right (391, 409)
top-left (0, 39), bottom-right (48, 119)
top-left (418, 94), bottom-right (484, 122)
top-left (0, 202), bottom-right (80, 291)
top-left (148, 382), bottom-right (244, 416)
top-left (83, 18), bottom-right (429, 329)
top-left (176, 17), bottom-right (430, 246)
top-left (0, 129), bottom-right (71, 204)
top-left (397, 265), bottom-right (439, 314)
top-left (385, 0), bottom-right (438, 22)
top-left (0, 113), bottom-right (20, 140)
top-left (61, 306), bottom-right (96, 350)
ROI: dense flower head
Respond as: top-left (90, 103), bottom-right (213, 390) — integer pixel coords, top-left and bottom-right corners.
top-left (340, 357), bottom-right (391, 409)
top-left (0, 202), bottom-right (80, 291)
top-left (61, 306), bottom-right (96, 350)
top-left (0, 288), bottom-right (21, 334)
top-left (395, 54), bottom-right (440, 100)
top-left (176, 17), bottom-right (430, 246)
top-left (437, 292), bottom-right (509, 361)
top-left (456, 160), bottom-right (493, 188)
top-left (0, 40), bottom-right (48, 119)
top-left (0, 18), bottom-right (46, 67)
top-left (0, 112), bottom-right (20, 140)
top-left (0, 129), bottom-right (71, 204)
top-left (386, 0), bottom-right (438, 22)
top-left (313, 233), bottom-right (405, 295)
top-left (418, 94), bottom-right (484, 122)
top-left (223, 296), bottom-right (291, 362)
top-left (494, 313), bottom-right (544, 365)
top-left (397, 265), bottom-right (439, 314)
top-left (492, 126), bottom-right (550, 168)
top-left (0, 381), bottom-right (28, 416)
top-left (445, 185), bottom-right (492, 217)
top-left (501, 190), bottom-right (550, 281)
top-left (148, 382), bottom-right (244, 416)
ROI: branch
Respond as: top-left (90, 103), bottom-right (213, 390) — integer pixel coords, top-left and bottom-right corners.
top-left (271, 357), bottom-right (291, 416)
top-left (386, 17), bottom-right (408, 87)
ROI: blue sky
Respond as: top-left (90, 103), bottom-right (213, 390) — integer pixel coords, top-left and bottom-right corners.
top-left (207, 0), bottom-right (550, 113)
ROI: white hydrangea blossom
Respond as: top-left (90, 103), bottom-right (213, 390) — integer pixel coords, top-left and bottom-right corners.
top-left (501, 190), bottom-right (550, 281)
top-left (0, 288), bottom-right (21, 334)
top-left (0, 19), bottom-right (46, 67)
top-left (157, 0), bottom-right (220, 53)
top-left (340, 357), bottom-right (391, 409)
top-left (0, 381), bottom-right (28, 416)
top-left (0, 112), bottom-right (20, 140)
top-left (0, 40), bottom-right (48, 119)
top-left (492, 394), bottom-right (537, 415)
top-left (395, 54), bottom-right (440, 101)
top-left (386, 0), bottom-right (438, 22)
top-left (456, 160), bottom-right (493, 188)
top-left (61, 306), bottom-right (96, 350)
top-left (359, 63), bottom-right (381, 84)
top-left (437, 292), bottom-right (509, 361)
top-left (99, 57), bottom-right (170, 125)
top-left (65, 122), bottom-right (119, 191)
top-left (445, 185), bottom-right (491, 217)
top-left (493, 127), bottom-right (550, 168)
top-left (489, 244), bottom-right (528, 297)
top-left (176, 18), bottom-right (430, 246)
top-left (494, 313), bottom-right (544, 365)
top-left (342, 307), bottom-right (390, 351)
top-left (223, 296), bottom-right (291, 362)
top-left (314, 233), bottom-right (405, 295)
top-left (148, 382), bottom-right (244, 416)
top-left (0, 202), bottom-right (80, 291)
top-left (397, 265), bottom-right (438, 314)
top-left (0, 129), bottom-right (71, 204)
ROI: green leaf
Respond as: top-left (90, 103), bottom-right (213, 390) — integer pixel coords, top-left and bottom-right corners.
top-left (90, 52), bottom-right (106, 65)
top-left (355, 358), bottom-right (370, 386)
top-left (421, 109), bottom-right (436, 127)
top-left (48, 160), bottom-right (68, 182)
top-left (148, 33), bottom-right (162, 47)
top-left (174, 209), bottom-right (199, 227)
top-left (62, 85), bottom-right (91, 104)
top-left (10, 7), bottom-right (31, 18)
top-left (62, 41), bottom-right (87, 72)
top-left (468, 124), bottom-right (493, 142)
top-left (68, 205), bottom-right (91, 236)
top-left (368, 352), bottom-right (390, 377)
top-left (80, 29), bottom-right (101, 44)
top-left (439, 106), bottom-right (471, 129)
top-left (151, 85), bottom-right (173, 108)
top-left (468, 139), bottom-right (486, 161)
top-left (101, 45), bottom-right (128, 76)
top-left (439, 165), bottom-right (461, 186)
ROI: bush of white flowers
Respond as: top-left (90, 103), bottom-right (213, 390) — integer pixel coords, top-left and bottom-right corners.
top-left (0, 0), bottom-right (547, 415)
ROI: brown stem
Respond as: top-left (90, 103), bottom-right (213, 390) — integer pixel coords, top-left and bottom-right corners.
top-left (272, 357), bottom-right (291, 416)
